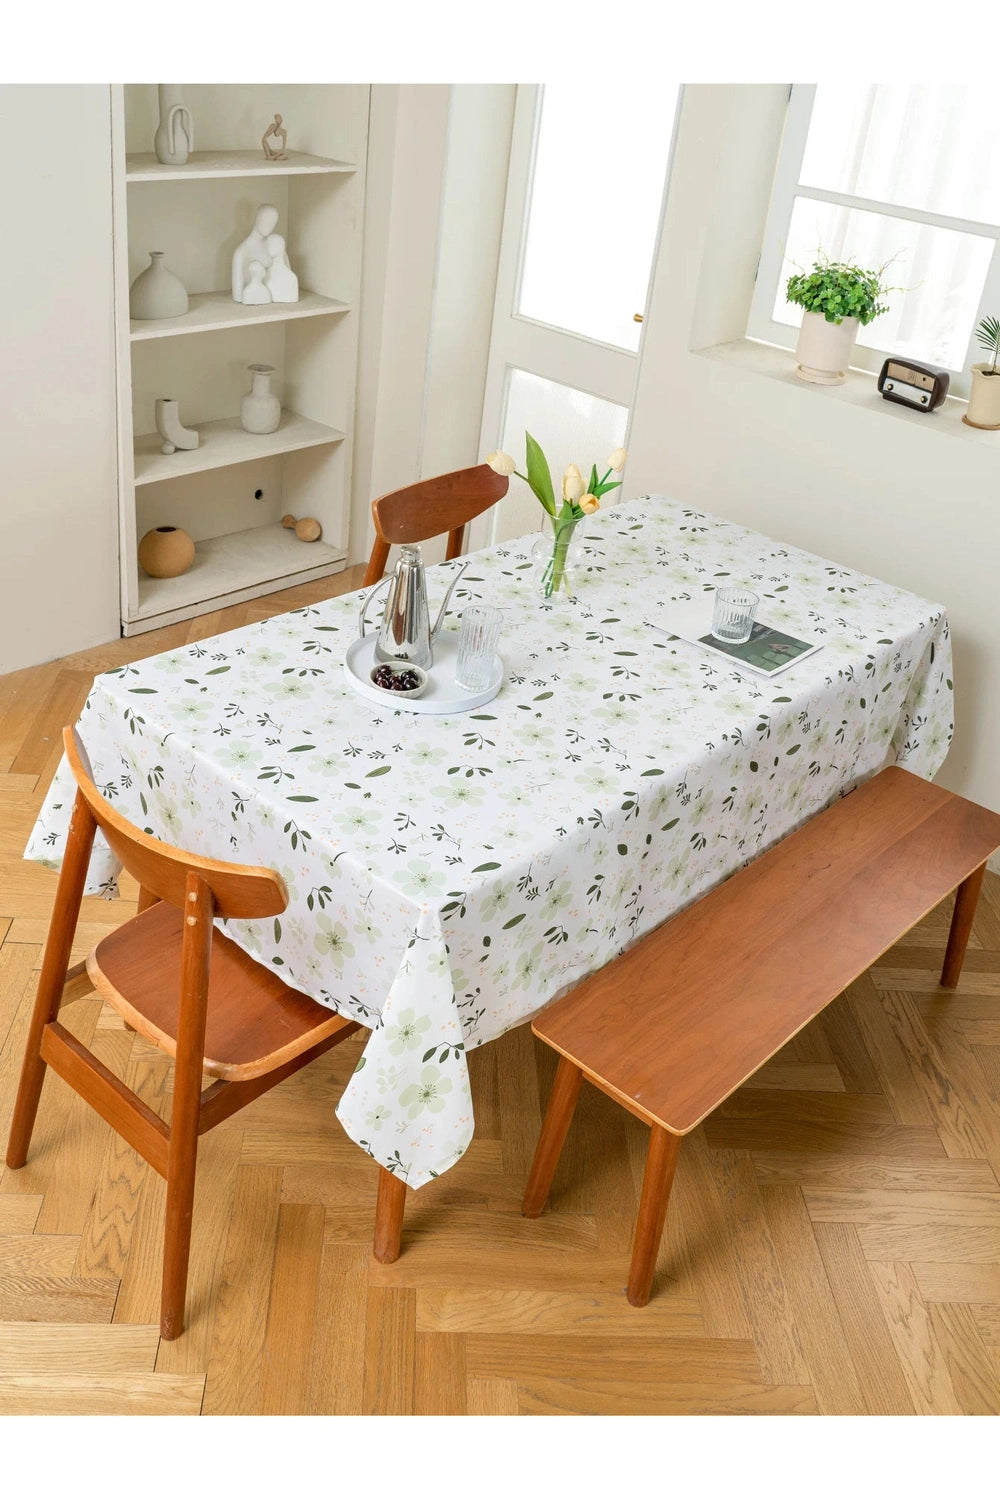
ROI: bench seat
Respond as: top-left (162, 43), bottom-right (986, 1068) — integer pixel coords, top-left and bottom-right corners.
top-left (522, 766), bottom-right (1000, 1305)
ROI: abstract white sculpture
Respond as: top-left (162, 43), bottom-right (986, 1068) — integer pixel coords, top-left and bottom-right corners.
top-left (264, 233), bottom-right (299, 302)
top-left (154, 398), bottom-right (199, 455)
top-left (242, 262), bottom-right (272, 305)
top-left (232, 205), bottom-right (299, 306)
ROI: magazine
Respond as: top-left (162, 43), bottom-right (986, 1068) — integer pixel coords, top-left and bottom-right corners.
top-left (650, 599), bottom-right (823, 677)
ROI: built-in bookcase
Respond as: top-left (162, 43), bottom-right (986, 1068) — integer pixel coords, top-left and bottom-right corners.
top-left (112, 84), bottom-right (369, 634)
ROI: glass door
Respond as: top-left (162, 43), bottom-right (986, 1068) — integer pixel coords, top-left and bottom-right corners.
top-left (475, 83), bottom-right (681, 544)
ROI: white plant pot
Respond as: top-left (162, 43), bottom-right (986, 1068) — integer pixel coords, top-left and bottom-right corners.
top-left (963, 364), bottom-right (1000, 430)
top-left (794, 311), bottom-right (859, 386)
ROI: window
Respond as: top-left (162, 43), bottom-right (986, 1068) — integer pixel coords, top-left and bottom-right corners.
top-left (748, 85), bottom-right (1000, 398)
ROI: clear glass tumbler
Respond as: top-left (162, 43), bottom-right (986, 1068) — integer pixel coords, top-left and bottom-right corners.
top-left (455, 606), bottom-right (503, 691)
top-left (711, 587), bottom-right (759, 645)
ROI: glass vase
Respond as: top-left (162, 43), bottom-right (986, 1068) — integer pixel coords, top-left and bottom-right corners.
top-left (531, 513), bottom-right (581, 601)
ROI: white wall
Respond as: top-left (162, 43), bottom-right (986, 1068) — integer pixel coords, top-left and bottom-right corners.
top-left (0, 86), bottom-right (120, 674)
top-left (627, 85), bottom-right (1000, 815)
top-left (349, 84), bottom-right (514, 569)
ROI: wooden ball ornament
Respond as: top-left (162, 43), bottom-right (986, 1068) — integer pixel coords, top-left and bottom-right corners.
top-left (281, 513), bottom-right (322, 542)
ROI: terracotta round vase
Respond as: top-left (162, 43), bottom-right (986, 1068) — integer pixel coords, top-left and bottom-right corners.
top-left (794, 311), bottom-right (859, 385)
top-left (138, 526), bottom-right (195, 578)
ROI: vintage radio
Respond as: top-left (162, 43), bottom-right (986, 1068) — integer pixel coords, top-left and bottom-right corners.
top-left (877, 357), bottom-right (950, 412)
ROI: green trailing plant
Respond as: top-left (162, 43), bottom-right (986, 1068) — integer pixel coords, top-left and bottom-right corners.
top-left (785, 254), bottom-right (895, 327)
top-left (973, 315), bottom-right (1000, 375)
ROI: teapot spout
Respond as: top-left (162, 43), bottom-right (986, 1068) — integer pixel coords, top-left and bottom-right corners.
top-left (431, 560), bottom-right (470, 638)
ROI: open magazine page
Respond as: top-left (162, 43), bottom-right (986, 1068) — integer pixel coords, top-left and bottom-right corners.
top-left (651, 599), bottom-right (823, 677)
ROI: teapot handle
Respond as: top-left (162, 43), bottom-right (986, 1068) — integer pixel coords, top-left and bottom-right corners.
top-left (358, 574), bottom-right (392, 638)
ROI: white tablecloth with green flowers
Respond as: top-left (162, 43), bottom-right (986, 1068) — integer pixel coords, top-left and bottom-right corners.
top-left (25, 497), bottom-right (954, 1188)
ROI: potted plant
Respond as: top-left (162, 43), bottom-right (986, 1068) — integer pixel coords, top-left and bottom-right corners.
top-left (963, 315), bottom-right (1000, 430)
top-left (785, 254), bottom-right (894, 385)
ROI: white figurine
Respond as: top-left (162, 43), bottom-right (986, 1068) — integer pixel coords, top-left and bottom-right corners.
top-left (241, 261), bottom-right (272, 306)
top-left (264, 232), bottom-right (299, 303)
top-left (232, 204), bottom-right (279, 303)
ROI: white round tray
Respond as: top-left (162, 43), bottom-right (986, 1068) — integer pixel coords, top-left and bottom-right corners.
top-left (344, 632), bottom-right (503, 715)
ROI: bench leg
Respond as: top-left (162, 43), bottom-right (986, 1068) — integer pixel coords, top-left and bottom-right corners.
top-left (941, 862), bottom-right (987, 989)
top-left (373, 1166), bottom-right (407, 1263)
top-left (522, 1056), bottom-right (583, 1218)
top-left (626, 1125), bottom-right (681, 1308)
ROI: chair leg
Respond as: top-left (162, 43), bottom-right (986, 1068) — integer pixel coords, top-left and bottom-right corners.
top-left (160, 1120), bottom-right (200, 1341)
top-left (373, 1166), bottom-right (407, 1263)
top-left (626, 1125), bottom-right (681, 1308)
top-left (6, 794), bottom-right (96, 1169)
top-left (940, 863), bottom-right (987, 988)
top-left (160, 871), bottom-right (213, 1341)
top-left (522, 1055), bottom-right (583, 1218)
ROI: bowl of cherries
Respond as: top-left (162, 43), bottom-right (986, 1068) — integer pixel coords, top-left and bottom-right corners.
top-left (369, 660), bottom-right (429, 699)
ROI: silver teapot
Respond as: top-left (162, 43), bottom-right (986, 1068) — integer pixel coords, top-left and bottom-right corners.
top-left (359, 545), bottom-right (469, 670)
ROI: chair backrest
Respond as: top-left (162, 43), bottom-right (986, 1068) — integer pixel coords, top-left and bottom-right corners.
top-left (363, 463), bottom-right (510, 587)
top-left (63, 727), bottom-right (287, 921)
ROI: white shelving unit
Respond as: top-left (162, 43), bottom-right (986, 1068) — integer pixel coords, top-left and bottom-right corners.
top-left (112, 85), bottom-right (369, 635)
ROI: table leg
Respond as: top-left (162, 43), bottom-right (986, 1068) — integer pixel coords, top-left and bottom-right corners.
top-left (373, 1166), bottom-right (406, 1263)
top-left (941, 862), bottom-right (987, 988)
top-left (626, 1125), bottom-right (681, 1308)
top-left (522, 1055), bottom-right (583, 1218)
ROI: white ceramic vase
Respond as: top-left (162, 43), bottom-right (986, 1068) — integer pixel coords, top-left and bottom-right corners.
top-left (154, 84), bottom-right (193, 166)
top-left (794, 310), bottom-right (859, 386)
top-left (154, 398), bottom-right (199, 454)
top-left (130, 252), bottom-right (189, 320)
top-left (963, 364), bottom-right (1000, 430)
top-left (240, 364), bottom-right (281, 434)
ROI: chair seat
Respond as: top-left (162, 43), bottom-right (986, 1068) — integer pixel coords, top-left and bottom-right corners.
top-left (87, 900), bottom-right (353, 1081)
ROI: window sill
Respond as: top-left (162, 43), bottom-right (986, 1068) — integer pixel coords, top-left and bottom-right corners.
top-left (694, 338), bottom-right (999, 449)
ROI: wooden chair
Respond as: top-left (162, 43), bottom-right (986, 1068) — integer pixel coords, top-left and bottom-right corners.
top-left (523, 767), bottom-right (1000, 1306)
top-left (362, 463), bottom-right (510, 588)
top-left (5, 727), bottom-right (362, 1340)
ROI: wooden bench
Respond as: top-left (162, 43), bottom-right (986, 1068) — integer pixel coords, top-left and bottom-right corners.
top-left (522, 767), bottom-right (1000, 1306)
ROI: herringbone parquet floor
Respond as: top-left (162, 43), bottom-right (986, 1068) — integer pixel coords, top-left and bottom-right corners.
top-left (2, 568), bottom-right (1000, 1416)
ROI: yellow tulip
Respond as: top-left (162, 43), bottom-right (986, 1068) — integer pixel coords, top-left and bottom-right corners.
top-left (606, 447), bottom-right (628, 472)
top-left (485, 450), bottom-right (516, 476)
top-left (580, 494), bottom-right (600, 513)
top-left (562, 464), bottom-right (585, 503)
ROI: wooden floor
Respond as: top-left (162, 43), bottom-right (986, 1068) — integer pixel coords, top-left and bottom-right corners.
top-left (3, 569), bottom-right (1000, 1416)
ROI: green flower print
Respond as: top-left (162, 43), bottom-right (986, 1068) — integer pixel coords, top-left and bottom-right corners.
top-left (432, 779), bottom-right (488, 809)
top-left (384, 1007), bottom-right (432, 1054)
top-left (395, 859), bottom-right (445, 900)
top-left (515, 942), bottom-right (546, 988)
top-left (313, 914), bottom-right (355, 966)
top-left (399, 1063), bottom-right (453, 1117)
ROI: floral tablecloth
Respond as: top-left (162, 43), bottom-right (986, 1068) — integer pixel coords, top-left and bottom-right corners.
top-left (26, 497), bottom-right (954, 1187)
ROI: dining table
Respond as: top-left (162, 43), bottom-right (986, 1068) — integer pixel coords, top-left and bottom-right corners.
top-left (25, 495), bottom-right (955, 1190)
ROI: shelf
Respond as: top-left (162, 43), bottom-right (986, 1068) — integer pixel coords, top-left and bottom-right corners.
top-left (126, 149), bottom-right (355, 182)
top-left (134, 412), bottom-right (345, 486)
top-left (130, 522), bottom-right (347, 626)
top-left (130, 288), bottom-right (349, 341)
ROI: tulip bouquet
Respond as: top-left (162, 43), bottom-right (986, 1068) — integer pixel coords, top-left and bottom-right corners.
top-left (486, 434), bottom-right (627, 598)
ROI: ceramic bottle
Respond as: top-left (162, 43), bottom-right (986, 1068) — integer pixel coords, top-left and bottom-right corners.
top-left (240, 364), bottom-right (281, 434)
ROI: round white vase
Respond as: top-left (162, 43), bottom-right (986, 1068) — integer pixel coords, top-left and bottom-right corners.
top-left (240, 364), bottom-right (281, 434)
top-left (130, 252), bottom-right (189, 320)
top-left (963, 364), bottom-right (1000, 430)
top-left (794, 311), bottom-right (859, 385)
